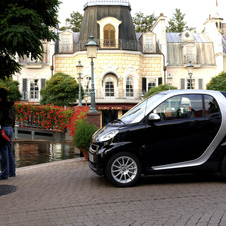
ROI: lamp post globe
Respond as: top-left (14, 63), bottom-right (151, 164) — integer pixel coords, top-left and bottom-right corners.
top-left (167, 73), bottom-right (173, 90)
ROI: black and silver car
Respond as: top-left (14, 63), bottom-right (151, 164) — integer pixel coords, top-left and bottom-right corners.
top-left (88, 90), bottom-right (226, 187)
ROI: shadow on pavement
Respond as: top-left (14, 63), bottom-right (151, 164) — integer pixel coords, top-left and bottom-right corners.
top-left (138, 172), bottom-right (223, 185)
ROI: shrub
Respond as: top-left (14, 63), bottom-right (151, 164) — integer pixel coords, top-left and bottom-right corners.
top-left (73, 120), bottom-right (98, 152)
top-left (145, 84), bottom-right (177, 98)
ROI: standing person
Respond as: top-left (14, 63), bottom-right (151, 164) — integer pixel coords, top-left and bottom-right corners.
top-left (0, 88), bottom-right (16, 180)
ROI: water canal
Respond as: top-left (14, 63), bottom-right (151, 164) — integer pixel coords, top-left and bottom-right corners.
top-left (12, 141), bottom-right (80, 168)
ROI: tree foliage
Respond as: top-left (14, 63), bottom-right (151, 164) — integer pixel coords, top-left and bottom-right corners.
top-left (206, 72), bottom-right (226, 92)
top-left (145, 84), bottom-right (177, 98)
top-left (166, 8), bottom-right (194, 32)
top-left (40, 73), bottom-right (80, 106)
top-left (59, 11), bottom-right (83, 32)
top-left (0, 77), bottom-right (22, 101)
top-left (0, 0), bottom-right (61, 78)
top-left (132, 11), bottom-right (156, 33)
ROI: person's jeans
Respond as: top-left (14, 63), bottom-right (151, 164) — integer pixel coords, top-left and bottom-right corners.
top-left (0, 126), bottom-right (15, 179)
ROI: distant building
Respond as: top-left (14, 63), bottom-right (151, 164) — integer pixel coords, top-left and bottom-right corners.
top-left (15, 0), bottom-right (226, 126)
top-left (54, 0), bottom-right (164, 126)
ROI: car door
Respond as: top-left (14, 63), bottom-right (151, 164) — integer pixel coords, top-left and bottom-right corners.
top-left (144, 94), bottom-right (221, 167)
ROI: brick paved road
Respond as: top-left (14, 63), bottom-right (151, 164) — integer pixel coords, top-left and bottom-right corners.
top-left (1, 158), bottom-right (226, 225)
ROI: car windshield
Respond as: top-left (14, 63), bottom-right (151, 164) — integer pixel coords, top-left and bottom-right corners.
top-left (120, 93), bottom-right (165, 124)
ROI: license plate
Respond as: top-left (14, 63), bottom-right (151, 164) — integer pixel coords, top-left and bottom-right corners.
top-left (89, 153), bottom-right (94, 162)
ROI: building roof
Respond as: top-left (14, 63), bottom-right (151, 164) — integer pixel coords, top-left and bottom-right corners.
top-left (79, 1), bottom-right (136, 43)
top-left (166, 33), bottom-right (211, 43)
top-left (84, 0), bottom-right (131, 9)
top-left (166, 32), bottom-right (215, 65)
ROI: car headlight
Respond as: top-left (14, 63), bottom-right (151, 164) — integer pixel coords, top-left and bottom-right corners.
top-left (99, 130), bottom-right (119, 142)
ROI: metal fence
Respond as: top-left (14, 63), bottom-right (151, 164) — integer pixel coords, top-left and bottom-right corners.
top-left (57, 39), bottom-right (161, 54)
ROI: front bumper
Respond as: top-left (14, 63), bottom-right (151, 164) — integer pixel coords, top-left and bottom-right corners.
top-left (88, 160), bottom-right (104, 175)
top-left (88, 144), bottom-right (106, 176)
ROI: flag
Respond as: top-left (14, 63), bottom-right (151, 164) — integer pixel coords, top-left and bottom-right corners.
top-left (216, 0), bottom-right (218, 7)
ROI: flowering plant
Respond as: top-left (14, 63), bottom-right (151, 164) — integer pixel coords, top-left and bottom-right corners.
top-left (14, 102), bottom-right (74, 131)
top-left (67, 106), bottom-right (90, 137)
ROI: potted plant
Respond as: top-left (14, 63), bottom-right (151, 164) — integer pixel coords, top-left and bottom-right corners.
top-left (73, 119), bottom-right (98, 160)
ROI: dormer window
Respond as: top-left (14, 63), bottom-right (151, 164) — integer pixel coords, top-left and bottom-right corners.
top-left (142, 33), bottom-right (156, 53)
top-left (98, 17), bottom-right (121, 49)
top-left (104, 24), bottom-right (116, 47)
top-left (183, 44), bottom-right (196, 64)
top-left (59, 31), bottom-right (73, 53)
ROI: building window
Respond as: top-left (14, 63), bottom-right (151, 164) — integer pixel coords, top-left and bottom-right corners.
top-left (126, 76), bottom-right (134, 97)
top-left (84, 76), bottom-right (91, 95)
top-left (60, 33), bottom-right (73, 53)
top-left (30, 79), bottom-right (39, 100)
top-left (143, 34), bottom-right (155, 53)
top-left (104, 24), bottom-right (115, 47)
top-left (181, 78), bottom-right (203, 90)
top-left (105, 76), bottom-right (115, 97)
top-left (187, 79), bottom-right (195, 89)
top-left (148, 78), bottom-right (156, 90)
top-left (184, 45), bottom-right (196, 64)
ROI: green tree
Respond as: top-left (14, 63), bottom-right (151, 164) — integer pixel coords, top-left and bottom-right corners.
top-left (0, 0), bottom-right (61, 78)
top-left (40, 73), bottom-right (80, 106)
top-left (60, 11), bottom-right (83, 32)
top-left (206, 72), bottom-right (226, 91)
top-left (167, 8), bottom-right (188, 32)
top-left (0, 77), bottom-right (22, 101)
top-left (145, 84), bottom-right (177, 98)
top-left (132, 11), bottom-right (156, 33)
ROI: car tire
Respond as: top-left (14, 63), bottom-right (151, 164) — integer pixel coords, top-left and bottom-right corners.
top-left (220, 155), bottom-right (226, 181)
top-left (105, 152), bottom-right (141, 187)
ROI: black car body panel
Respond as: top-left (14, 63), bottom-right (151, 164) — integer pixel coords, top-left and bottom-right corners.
top-left (88, 90), bottom-right (226, 185)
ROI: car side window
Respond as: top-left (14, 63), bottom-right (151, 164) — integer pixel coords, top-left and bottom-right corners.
top-left (204, 95), bottom-right (220, 116)
top-left (152, 94), bottom-right (203, 121)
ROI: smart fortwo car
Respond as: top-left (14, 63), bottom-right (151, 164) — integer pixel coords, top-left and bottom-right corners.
top-left (88, 90), bottom-right (226, 187)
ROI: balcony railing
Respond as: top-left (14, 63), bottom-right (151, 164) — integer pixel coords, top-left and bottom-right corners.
top-left (85, 88), bottom-right (143, 99)
top-left (21, 89), bottom-right (143, 102)
top-left (57, 39), bottom-right (161, 54)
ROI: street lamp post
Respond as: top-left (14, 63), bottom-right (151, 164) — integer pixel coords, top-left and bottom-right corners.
top-left (167, 74), bottom-right (172, 90)
top-left (86, 36), bottom-right (99, 113)
top-left (186, 61), bottom-right (194, 89)
top-left (76, 60), bottom-right (84, 106)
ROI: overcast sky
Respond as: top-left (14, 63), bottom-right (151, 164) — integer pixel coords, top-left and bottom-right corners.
top-left (58, 0), bottom-right (226, 32)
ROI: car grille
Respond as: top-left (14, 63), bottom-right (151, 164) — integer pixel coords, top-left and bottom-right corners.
top-left (90, 144), bottom-right (99, 153)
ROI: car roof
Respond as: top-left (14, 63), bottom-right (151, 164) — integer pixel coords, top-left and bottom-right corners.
top-left (159, 89), bottom-right (222, 95)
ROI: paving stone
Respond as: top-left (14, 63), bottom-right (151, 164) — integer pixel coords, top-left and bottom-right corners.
top-left (0, 159), bottom-right (226, 225)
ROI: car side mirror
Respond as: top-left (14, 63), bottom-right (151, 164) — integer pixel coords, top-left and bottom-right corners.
top-left (148, 113), bottom-right (161, 122)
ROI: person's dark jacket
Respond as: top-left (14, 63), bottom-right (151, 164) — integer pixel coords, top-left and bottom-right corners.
top-left (0, 101), bottom-right (15, 128)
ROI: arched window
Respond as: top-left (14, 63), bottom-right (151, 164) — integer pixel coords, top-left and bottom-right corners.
top-left (105, 76), bottom-right (115, 97)
top-left (104, 24), bottom-right (115, 47)
top-left (83, 76), bottom-right (91, 95)
top-left (126, 77), bottom-right (134, 97)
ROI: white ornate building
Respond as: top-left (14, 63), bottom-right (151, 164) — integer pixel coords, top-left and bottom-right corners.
top-left (15, 0), bottom-right (226, 126)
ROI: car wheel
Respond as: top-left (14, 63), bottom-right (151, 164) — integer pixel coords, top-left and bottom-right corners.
top-left (105, 152), bottom-right (141, 187)
top-left (220, 155), bottom-right (226, 181)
